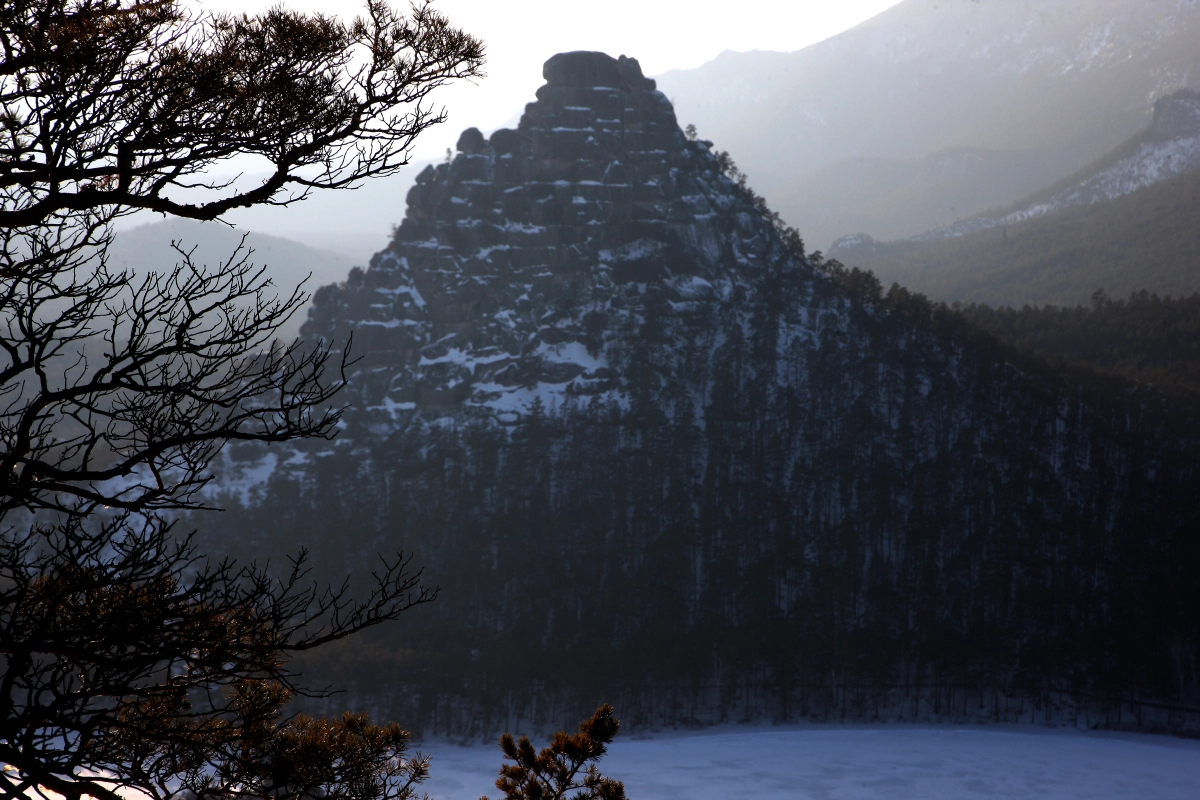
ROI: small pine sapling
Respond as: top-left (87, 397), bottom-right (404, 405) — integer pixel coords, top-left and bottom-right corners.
top-left (482, 705), bottom-right (627, 800)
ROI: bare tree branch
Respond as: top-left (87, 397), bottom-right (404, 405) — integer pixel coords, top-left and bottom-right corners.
top-left (0, 0), bottom-right (483, 517)
top-left (0, 515), bottom-right (436, 800)
top-left (0, 236), bottom-right (350, 516)
top-left (0, 1), bottom-right (484, 227)
top-left (0, 3), bottom-right (484, 799)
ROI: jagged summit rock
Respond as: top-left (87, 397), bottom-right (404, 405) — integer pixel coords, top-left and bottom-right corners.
top-left (541, 51), bottom-right (657, 91)
top-left (455, 126), bottom-right (487, 155)
top-left (304, 50), bottom-right (808, 420)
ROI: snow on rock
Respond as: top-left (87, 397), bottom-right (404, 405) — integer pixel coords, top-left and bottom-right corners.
top-left (301, 51), bottom-right (824, 431)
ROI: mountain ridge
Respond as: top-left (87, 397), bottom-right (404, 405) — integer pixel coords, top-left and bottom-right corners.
top-left (110, 219), bottom-right (357, 342)
top-left (828, 92), bottom-right (1200, 306)
top-left (657, 0), bottom-right (1200, 248)
top-left (907, 90), bottom-right (1200, 241)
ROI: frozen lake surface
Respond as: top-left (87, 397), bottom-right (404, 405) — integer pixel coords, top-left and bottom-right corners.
top-left (417, 725), bottom-right (1200, 799)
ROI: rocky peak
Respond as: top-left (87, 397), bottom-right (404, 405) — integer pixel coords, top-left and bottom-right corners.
top-left (541, 51), bottom-right (657, 92)
top-left (303, 51), bottom-right (812, 422)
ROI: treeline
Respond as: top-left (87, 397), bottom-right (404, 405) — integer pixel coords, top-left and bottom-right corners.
top-left (959, 290), bottom-right (1200, 398)
top-left (197, 272), bottom-right (1200, 738)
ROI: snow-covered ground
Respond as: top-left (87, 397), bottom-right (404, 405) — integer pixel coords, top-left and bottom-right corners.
top-left (417, 725), bottom-right (1200, 800)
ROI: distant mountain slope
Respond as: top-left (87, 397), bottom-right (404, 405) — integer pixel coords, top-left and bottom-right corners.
top-left (203, 164), bottom-right (431, 265)
top-left (656, 0), bottom-right (1200, 248)
top-left (906, 90), bottom-right (1200, 241)
top-left (110, 220), bottom-right (356, 341)
top-left (773, 147), bottom-right (1079, 253)
top-left (115, 156), bottom-right (435, 268)
top-left (826, 119), bottom-right (1200, 307)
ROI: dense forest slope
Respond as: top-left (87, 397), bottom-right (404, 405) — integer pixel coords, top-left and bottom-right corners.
top-left (200, 52), bottom-right (1200, 738)
top-left (656, 0), bottom-right (1200, 248)
top-left (826, 96), bottom-right (1200, 307)
top-left (960, 292), bottom-right (1200, 398)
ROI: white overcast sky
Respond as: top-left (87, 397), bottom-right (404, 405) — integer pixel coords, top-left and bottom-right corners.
top-left (192, 0), bottom-right (903, 161)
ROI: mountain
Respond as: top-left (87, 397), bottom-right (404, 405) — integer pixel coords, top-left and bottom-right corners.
top-left (655, 0), bottom-right (1200, 249)
top-left (115, 158), bottom-right (435, 269)
top-left (202, 165), bottom-right (433, 267)
top-left (110, 220), bottom-right (358, 342)
top-left (827, 92), bottom-right (1200, 306)
top-left (199, 52), bottom-right (1200, 737)
top-left (914, 89), bottom-right (1200, 241)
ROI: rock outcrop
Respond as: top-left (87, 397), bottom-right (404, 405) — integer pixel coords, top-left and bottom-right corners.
top-left (303, 51), bottom-right (807, 422)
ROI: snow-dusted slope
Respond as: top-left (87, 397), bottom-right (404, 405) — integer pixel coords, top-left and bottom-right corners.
top-left (657, 0), bottom-right (1200, 247)
top-left (824, 90), bottom-right (1200, 306)
top-left (903, 91), bottom-right (1200, 242)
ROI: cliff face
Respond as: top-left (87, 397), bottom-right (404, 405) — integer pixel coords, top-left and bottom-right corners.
top-left (209, 53), bottom-right (1200, 736)
top-left (303, 51), bottom-right (815, 421)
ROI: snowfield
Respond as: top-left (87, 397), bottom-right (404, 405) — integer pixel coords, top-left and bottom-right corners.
top-left (418, 725), bottom-right (1200, 800)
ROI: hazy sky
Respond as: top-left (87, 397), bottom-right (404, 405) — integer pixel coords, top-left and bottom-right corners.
top-left (193, 0), bottom-right (904, 161)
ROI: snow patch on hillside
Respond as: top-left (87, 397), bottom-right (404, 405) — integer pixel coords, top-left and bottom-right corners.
top-left (912, 94), bottom-right (1200, 242)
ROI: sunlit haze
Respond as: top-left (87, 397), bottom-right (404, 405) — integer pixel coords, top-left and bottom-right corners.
top-left (192, 0), bottom-right (904, 161)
